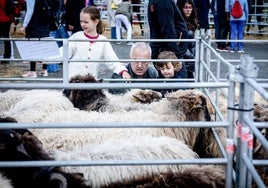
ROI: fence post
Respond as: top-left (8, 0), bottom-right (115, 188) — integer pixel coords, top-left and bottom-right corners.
top-left (235, 55), bottom-right (259, 187)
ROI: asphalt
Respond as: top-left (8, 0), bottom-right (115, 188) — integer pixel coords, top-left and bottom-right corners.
top-left (0, 34), bottom-right (268, 80)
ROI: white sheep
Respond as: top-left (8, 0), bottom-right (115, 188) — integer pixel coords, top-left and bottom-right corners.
top-left (0, 173), bottom-right (13, 188)
top-left (29, 89), bottom-right (213, 152)
top-left (52, 136), bottom-right (199, 188)
top-left (1, 89), bottom-right (74, 123)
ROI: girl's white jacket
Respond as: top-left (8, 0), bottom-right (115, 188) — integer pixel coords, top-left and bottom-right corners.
top-left (60, 31), bottom-right (127, 79)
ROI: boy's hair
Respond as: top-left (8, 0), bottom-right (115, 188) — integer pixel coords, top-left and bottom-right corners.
top-left (155, 51), bottom-right (182, 71)
top-left (81, 6), bottom-right (105, 34)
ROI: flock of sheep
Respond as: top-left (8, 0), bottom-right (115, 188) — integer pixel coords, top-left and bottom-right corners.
top-left (0, 73), bottom-right (267, 188)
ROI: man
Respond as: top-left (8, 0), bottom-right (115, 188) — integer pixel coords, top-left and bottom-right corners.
top-left (193, 0), bottom-right (211, 30)
top-left (109, 42), bottom-right (158, 94)
top-left (211, 0), bottom-right (230, 52)
top-left (147, 0), bottom-right (188, 78)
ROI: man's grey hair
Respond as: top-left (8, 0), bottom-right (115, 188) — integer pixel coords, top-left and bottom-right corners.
top-left (130, 42), bottom-right (152, 58)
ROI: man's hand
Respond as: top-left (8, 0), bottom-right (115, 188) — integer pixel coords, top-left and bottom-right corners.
top-left (121, 71), bottom-right (131, 80)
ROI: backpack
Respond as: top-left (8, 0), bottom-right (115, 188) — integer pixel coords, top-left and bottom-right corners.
top-left (36, 0), bottom-right (59, 24)
top-left (231, 0), bottom-right (243, 18)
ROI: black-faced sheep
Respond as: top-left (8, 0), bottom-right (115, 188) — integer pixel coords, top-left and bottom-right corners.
top-left (0, 116), bottom-right (89, 188)
top-left (63, 74), bottom-right (162, 112)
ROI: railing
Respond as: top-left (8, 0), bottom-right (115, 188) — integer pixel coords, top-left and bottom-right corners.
top-left (0, 29), bottom-right (268, 187)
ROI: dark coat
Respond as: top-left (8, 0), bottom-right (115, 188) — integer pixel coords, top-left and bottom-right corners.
top-left (193, 0), bottom-right (211, 29)
top-left (147, 0), bottom-right (188, 78)
top-left (65, 0), bottom-right (84, 32)
top-left (147, 0), bottom-right (188, 59)
top-left (25, 0), bottom-right (49, 38)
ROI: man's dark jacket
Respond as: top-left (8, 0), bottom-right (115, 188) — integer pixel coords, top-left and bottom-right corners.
top-left (147, 0), bottom-right (188, 78)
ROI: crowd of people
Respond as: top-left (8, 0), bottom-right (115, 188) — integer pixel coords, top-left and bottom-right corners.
top-left (0, 0), bottom-right (266, 93)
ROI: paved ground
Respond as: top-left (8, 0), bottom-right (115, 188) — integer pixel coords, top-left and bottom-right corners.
top-left (0, 35), bottom-right (268, 80)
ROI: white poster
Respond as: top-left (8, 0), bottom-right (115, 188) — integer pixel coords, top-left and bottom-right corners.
top-left (15, 39), bottom-right (61, 62)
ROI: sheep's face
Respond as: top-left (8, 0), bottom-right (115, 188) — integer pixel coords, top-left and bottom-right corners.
top-left (166, 90), bottom-right (211, 121)
top-left (63, 74), bottom-right (109, 111)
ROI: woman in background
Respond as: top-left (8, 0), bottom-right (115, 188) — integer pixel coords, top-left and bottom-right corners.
top-left (19, 0), bottom-right (49, 77)
top-left (177, 0), bottom-right (198, 78)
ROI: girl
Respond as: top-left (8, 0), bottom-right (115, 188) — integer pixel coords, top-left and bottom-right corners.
top-left (154, 51), bottom-right (182, 96)
top-left (62, 6), bottom-right (131, 80)
top-left (177, 0), bottom-right (198, 78)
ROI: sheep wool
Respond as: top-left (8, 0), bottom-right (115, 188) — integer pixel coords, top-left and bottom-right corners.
top-left (52, 136), bottom-right (198, 188)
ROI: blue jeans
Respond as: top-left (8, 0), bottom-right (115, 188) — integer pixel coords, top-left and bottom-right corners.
top-left (230, 20), bottom-right (246, 51)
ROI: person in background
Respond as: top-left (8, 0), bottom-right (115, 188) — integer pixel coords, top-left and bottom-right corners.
top-left (47, 0), bottom-right (63, 73)
top-left (148, 0), bottom-right (188, 78)
top-left (247, 0), bottom-right (263, 34)
top-left (107, 0), bottom-right (122, 39)
top-left (177, 0), bottom-right (198, 78)
top-left (19, 0), bottom-right (49, 77)
top-left (193, 0), bottom-right (211, 30)
top-left (109, 42), bottom-right (158, 94)
top-left (53, 0), bottom-right (69, 47)
top-left (65, 0), bottom-right (85, 34)
top-left (154, 51), bottom-right (182, 96)
top-left (115, 0), bottom-right (133, 45)
top-left (228, 0), bottom-right (248, 53)
top-left (131, 0), bottom-right (143, 36)
top-left (0, 0), bottom-right (13, 64)
top-left (211, 0), bottom-right (230, 52)
top-left (59, 6), bottom-right (131, 80)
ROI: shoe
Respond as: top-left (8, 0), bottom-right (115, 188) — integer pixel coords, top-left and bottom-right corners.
top-left (216, 47), bottom-right (222, 52)
top-left (22, 71), bottom-right (37, 78)
top-left (216, 47), bottom-right (229, 52)
top-left (126, 42), bottom-right (134, 46)
top-left (116, 42), bottom-right (122, 44)
top-left (39, 70), bottom-right (48, 77)
top-left (221, 47), bottom-right (230, 52)
top-left (238, 49), bottom-right (244, 53)
top-left (230, 49), bottom-right (235, 53)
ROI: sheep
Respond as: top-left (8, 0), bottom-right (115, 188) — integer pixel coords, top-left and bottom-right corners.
top-left (1, 90), bottom-right (74, 123)
top-left (0, 116), bottom-right (89, 188)
top-left (0, 90), bottom-right (29, 113)
top-left (30, 88), bottom-right (219, 157)
top-left (0, 116), bottom-right (226, 188)
top-left (63, 74), bottom-right (163, 112)
top-left (52, 136), bottom-right (200, 187)
top-left (0, 74), bottom-right (227, 186)
top-left (103, 165), bottom-right (226, 188)
top-left (0, 173), bottom-right (13, 188)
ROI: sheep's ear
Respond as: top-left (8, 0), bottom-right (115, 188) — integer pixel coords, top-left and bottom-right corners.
top-left (133, 94), bottom-right (146, 103)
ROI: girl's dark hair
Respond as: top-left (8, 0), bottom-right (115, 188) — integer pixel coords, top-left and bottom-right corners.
top-left (176, 0), bottom-right (198, 31)
top-left (155, 51), bottom-right (182, 72)
top-left (81, 6), bottom-right (105, 34)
